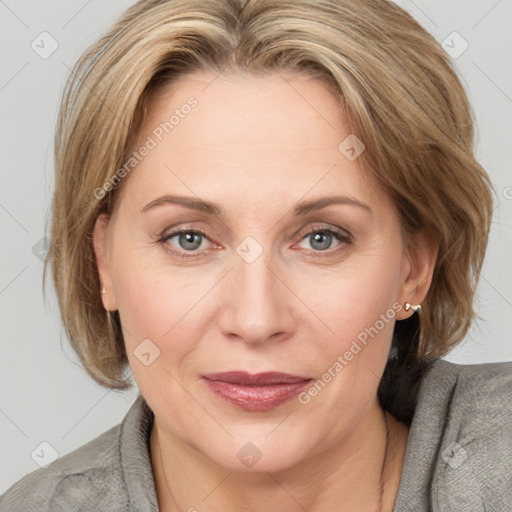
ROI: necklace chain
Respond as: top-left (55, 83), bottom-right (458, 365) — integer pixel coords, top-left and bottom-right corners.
top-left (157, 409), bottom-right (391, 512)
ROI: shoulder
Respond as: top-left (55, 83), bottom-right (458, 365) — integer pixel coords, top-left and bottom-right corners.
top-left (0, 411), bottom-right (131, 511)
top-left (422, 358), bottom-right (512, 509)
top-left (394, 358), bottom-right (512, 511)
top-left (421, 357), bottom-right (512, 414)
top-left (427, 355), bottom-right (512, 379)
top-left (419, 357), bottom-right (512, 446)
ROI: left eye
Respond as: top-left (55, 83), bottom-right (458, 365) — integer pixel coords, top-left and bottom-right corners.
top-left (298, 228), bottom-right (345, 251)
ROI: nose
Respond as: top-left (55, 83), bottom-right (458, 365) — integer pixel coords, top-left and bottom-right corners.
top-left (216, 250), bottom-right (297, 347)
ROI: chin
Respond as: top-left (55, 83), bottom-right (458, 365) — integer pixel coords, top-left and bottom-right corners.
top-left (198, 434), bottom-right (309, 474)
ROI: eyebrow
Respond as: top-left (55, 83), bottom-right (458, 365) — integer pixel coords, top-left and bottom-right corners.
top-left (140, 194), bottom-right (372, 216)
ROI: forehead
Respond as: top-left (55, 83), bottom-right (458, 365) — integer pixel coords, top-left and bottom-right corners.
top-left (115, 70), bottom-right (386, 216)
top-left (146, 70), bottom-right (350, 157)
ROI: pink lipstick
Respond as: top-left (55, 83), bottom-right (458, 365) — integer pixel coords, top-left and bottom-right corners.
top-left (201, 371), bottom-right (312, 411)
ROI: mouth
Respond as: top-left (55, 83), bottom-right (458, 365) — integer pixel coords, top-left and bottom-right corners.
top-left (201, 371), bottom-right (313, 411)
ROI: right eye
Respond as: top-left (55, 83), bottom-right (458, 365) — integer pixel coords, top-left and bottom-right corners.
top-left (159, 228), bottom-right (214, 258)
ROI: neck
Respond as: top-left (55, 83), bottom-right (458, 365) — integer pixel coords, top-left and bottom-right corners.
top-left (150, 399), bottom-right (409, 512)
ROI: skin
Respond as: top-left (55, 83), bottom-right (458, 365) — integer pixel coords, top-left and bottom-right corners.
top-left (93, 70), bottom-right (437, 512)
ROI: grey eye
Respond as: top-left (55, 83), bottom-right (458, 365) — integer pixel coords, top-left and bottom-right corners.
top-left (177, 232), bottom-right (204, 251)
top-left (308, 232), bottom-right (334, 251)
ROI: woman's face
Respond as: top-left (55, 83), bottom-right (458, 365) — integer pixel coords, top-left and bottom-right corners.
top-left (94, 70), bottom-right (434, 472)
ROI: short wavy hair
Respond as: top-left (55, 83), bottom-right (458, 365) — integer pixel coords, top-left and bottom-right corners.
top-left (43, 0), bottom-right (494, 416)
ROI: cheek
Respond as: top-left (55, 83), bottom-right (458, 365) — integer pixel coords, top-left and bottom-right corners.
top-left (108, 236), bottom-right (199, 365)
top-left (113, 267), bottom-right (203, 408)
top-left (300, 253), bottom-right (401, 341)
top-left (293, 246), bottom-right (403, 401)
top-left (109, 241), bottom-right (221, 381)
top-left (112, 267), bottom-right (170, 342)
top-left (291, 265), bottom-right (400, 429)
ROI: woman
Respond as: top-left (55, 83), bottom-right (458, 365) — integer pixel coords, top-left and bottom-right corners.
top-left (1, 0), bottom-right (510, 510)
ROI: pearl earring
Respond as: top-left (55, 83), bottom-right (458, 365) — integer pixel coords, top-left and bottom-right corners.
top-left (101, 288), bottom-right (106, 294)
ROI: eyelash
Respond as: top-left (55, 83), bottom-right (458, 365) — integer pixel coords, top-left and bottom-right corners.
top-left (157, 224), bottom-right (352, 260)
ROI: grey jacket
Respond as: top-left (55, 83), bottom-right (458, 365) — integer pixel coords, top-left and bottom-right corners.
top-left (1, 358), bottom-right (511, 511)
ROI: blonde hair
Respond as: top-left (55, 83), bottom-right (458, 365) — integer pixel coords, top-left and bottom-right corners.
top-left (44, 0), bottom-right (494, 395)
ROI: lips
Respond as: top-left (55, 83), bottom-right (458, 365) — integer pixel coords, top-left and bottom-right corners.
top-left (202, 371), bottom-right (311, 386)
top-left (201, 371), bottom-right (312, 411)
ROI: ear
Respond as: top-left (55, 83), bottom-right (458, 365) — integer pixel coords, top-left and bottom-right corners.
top-left (92, 213), bottom-right (118, 311)
top-left (395, 230), bottom-right (438, 320)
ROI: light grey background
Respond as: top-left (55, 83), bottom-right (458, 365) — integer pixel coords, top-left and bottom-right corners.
top-left (1, 0), bottom-right (511, 494)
